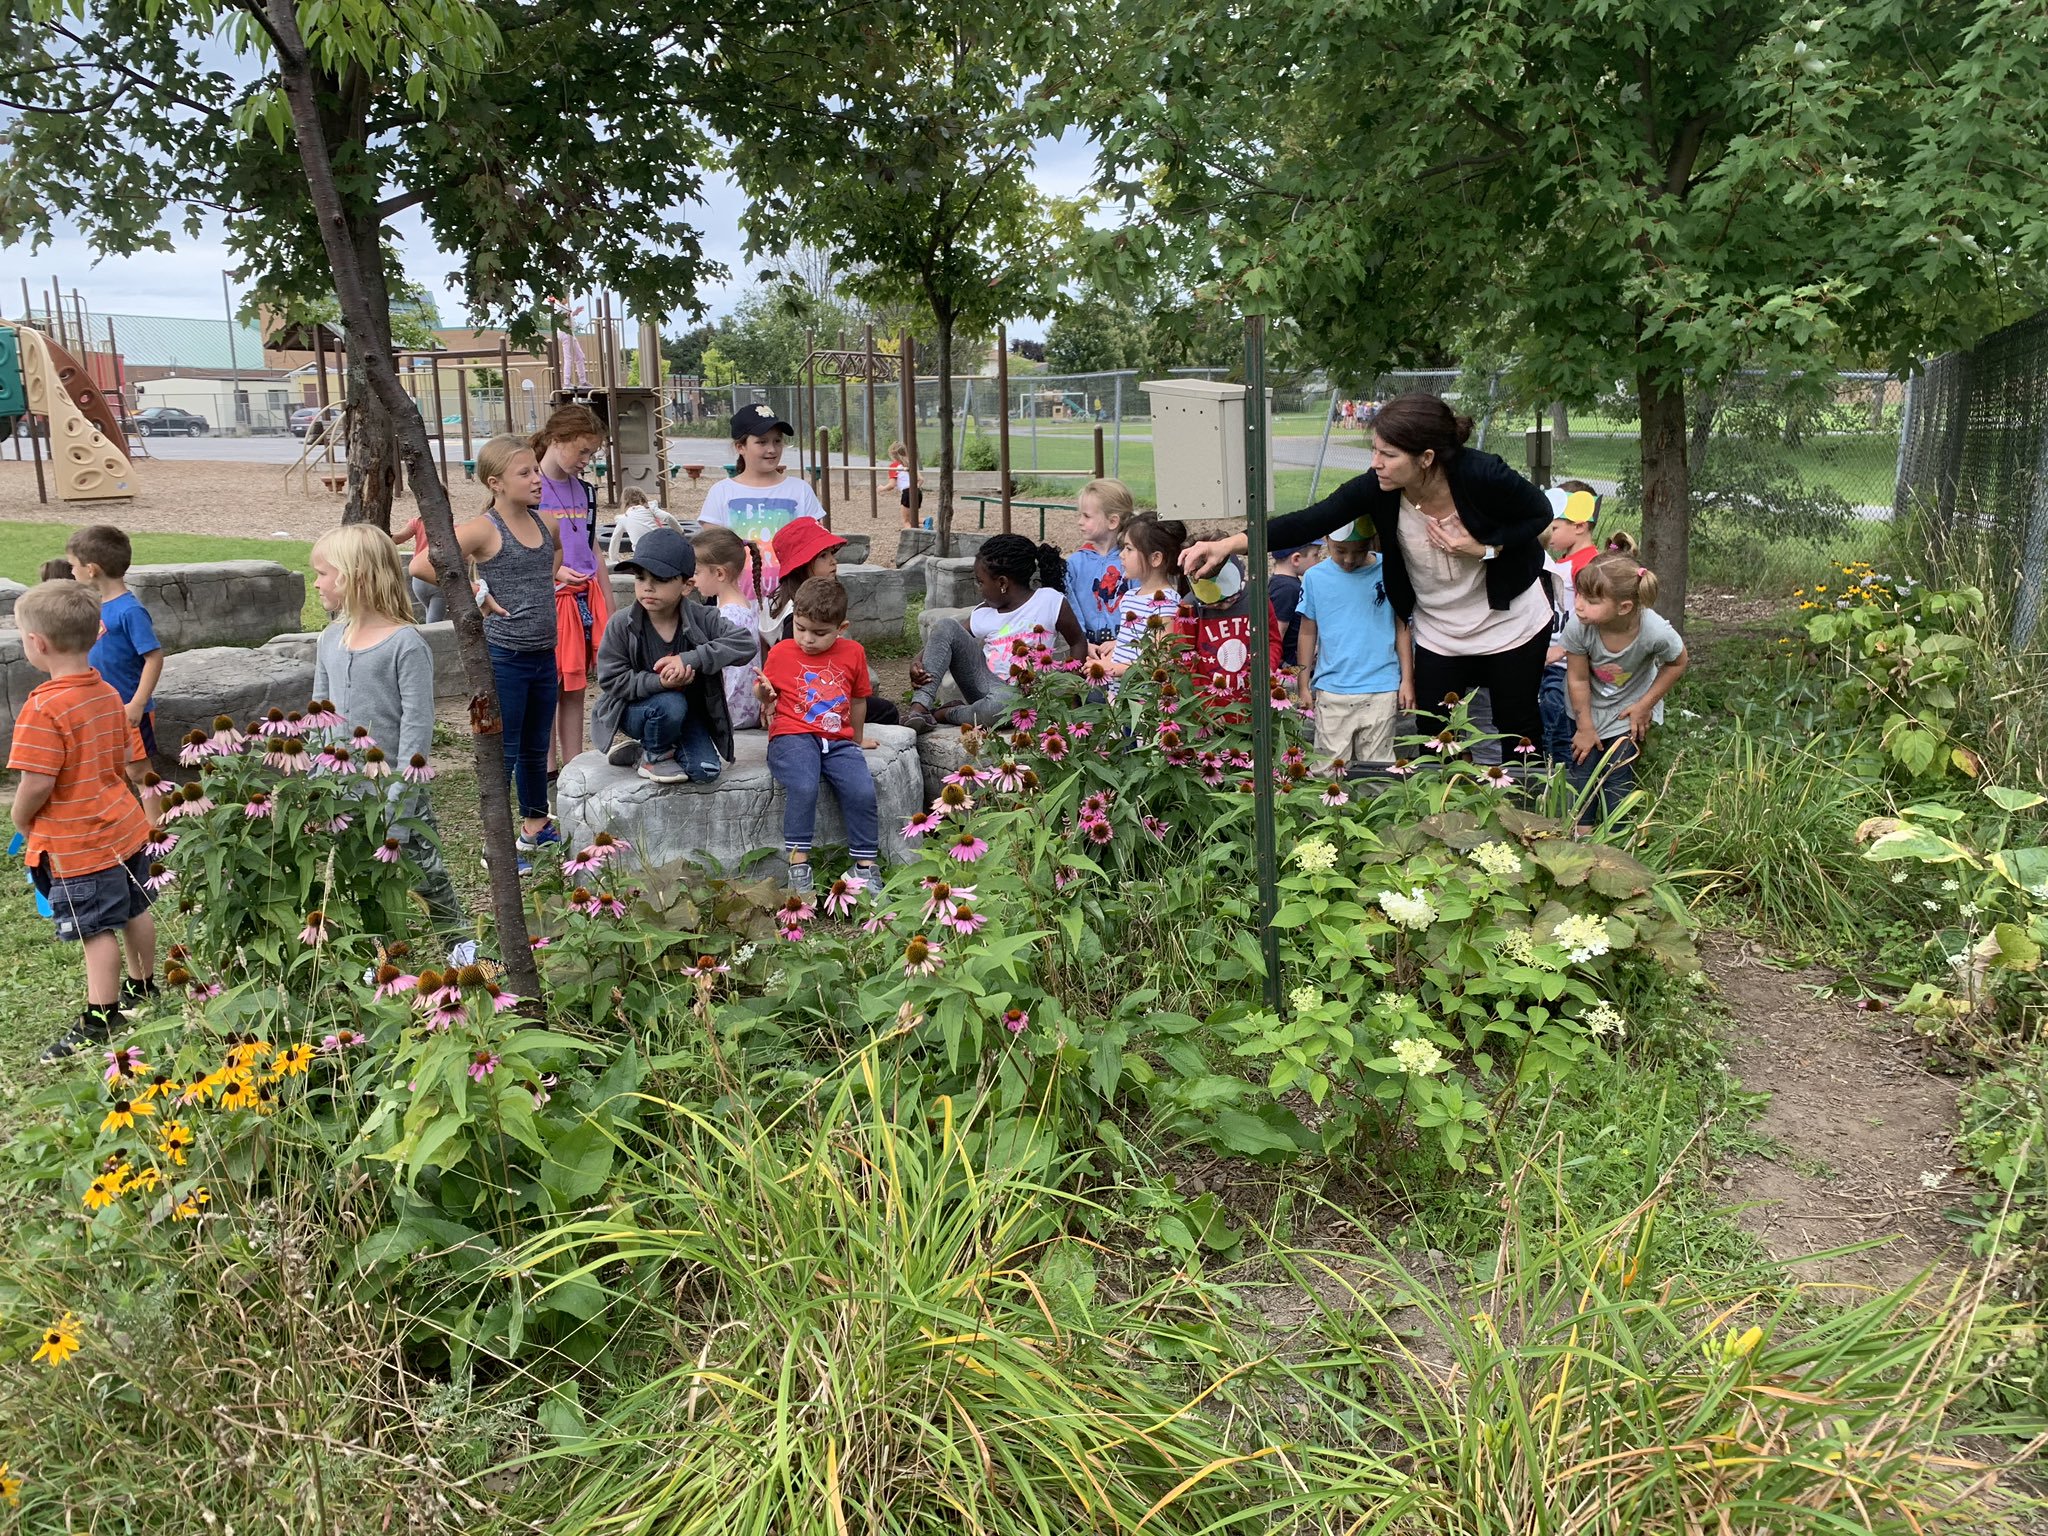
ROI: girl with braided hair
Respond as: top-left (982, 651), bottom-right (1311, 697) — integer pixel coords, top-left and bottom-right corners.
top-left (903, 534), bottom-right (1087, 731)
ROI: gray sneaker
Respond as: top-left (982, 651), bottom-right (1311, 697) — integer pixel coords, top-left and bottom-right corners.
top-left (786, 860), bottom-right (816, 894)
top-left (606, 737), bottom-right (643, 768)
top-left (638, 756), bottom-right (688, 785)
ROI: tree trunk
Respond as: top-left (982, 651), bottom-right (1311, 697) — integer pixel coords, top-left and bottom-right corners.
top-left (1637, 362), bottom-right (1691, 635)
top-left (341, 372), bottom-right (400, 531)
top-left (1549, 401), bottom-right (1570, 451)
top-left (932, 303), bottom-right (956, 558)
top-left (266, 0), bottom-right (538, 996)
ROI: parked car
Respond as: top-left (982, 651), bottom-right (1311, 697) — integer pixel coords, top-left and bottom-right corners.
top-left (291, 404), bottom-right (343, 438)
top-left (133, 406), bottom-right (210, 437)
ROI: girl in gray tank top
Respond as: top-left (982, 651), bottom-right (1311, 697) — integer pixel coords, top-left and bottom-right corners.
top-left (477, 505), bottom-right (558, 652)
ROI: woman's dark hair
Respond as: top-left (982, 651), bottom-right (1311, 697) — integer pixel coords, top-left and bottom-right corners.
top-left (976, 533), bottom-right (1064, 591)
top-left (1369, 392), bottom-right (1475, 465)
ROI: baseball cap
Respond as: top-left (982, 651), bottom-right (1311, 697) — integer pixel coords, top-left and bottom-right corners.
top-left (615, 527), bottom-right (696, 582)
top-left (730, 402), bottom-right (796, 439)
top-left (1545, 486), bottom-right (1601, 524)
top-left (770, 517), bottom-right (847, 575)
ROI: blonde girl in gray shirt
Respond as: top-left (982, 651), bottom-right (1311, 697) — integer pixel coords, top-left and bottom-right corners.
top-left (1561, 540), bottom-right (1689, 830)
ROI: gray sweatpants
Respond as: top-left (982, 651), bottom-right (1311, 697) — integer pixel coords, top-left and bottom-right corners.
top-left (911, 619), bottom-right (1018, 726)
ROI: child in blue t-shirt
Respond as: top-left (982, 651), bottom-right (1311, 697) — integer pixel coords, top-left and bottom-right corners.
top-left (1295, 524), bottom-right (1412, 767)
top-left (1064, 478), bottom-right (1131, 645)
top-left (66, 524), bottom-right (163, 762)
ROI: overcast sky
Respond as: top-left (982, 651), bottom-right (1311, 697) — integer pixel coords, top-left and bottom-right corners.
top-left (18, 130), bottom-right (1102, 346)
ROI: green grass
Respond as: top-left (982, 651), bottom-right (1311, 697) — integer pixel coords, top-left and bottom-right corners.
top-left (0, 521), bottom-right (327, 631)
top-left (1556, 431), bottom-right (1902, 508)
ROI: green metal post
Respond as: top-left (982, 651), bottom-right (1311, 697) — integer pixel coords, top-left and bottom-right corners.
top-left (1243, 316), bottom-right (1284, 1013)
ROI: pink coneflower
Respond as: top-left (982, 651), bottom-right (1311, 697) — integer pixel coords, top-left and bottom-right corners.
top-left (372, 963), bottom-right (419, 999)
top-left (1156, 722), bottom-right (1185, 752)
top-left (1320, 783), bottom-right (1350, 807)
top-left (1143, 814), bottom-right (1169, 840)
top-left (594, 893), bottom-right (627, 919)
top-left (298, 910), bottom-right (328, 945)
top-left (467, 1050), bottom-right (500, 1082)
top-left (178, 731), bottom-right (211, 766)
top-left (1009, 709), bottom-right (1038, 733)
top-left (1081, 790), bottom-right (1114, 818)
top-left (303, 700), bottom-right (345, 730)
top-left (779, 894), bottom-right (816, 927)
top-left (482, 981), bottom-right (520, 1012)
top-left (1387, 759), bottom-right (1418, 778)
top-left (349, 727), bottom-right (379, 752)
top-left (374, 837), bottom-right (403, 864)
top-left (1070, 721), bottom-right (1094, 743)
top-left (324, 814), bottom-right (354, 834)
top-left (402, 753), bottom-right (436, 784)
top-left (902, 934), bottom-right (945, 977)
top-left (589, 831), bottom-right (631, 862)
top-left (562, 846), bottom-right (605, 878)
top-left (944, 902), bottom-right (988, 935)
top-left (258, 708), bottom-right (293, 737)
top-left (359, 748), bottom-right (392, 780)
top-left (1001, 1007), bottom-right (1029, 1035)
top-left (1479, 763), bottom-right (1515, 789)
top-left (1281, 744), bottom-right (1307, 770)
top-left (1513, 736), bottom-right (1540, 758)
top-left (320, 1028), bottom-right (367, 1054)
top-left (143, 833), bottom-right (177, 861)
top-left (1199, 755), bottom-right (1227, 788)
top-left (934, 781), bottom-right (975, 817)
top-left (1037, 729), bottom-right (1069, 763)
top-left (145, 862), bottom-right (176, 893)
top-left (529, 934), bottom-right (551, 950)
top-left (776, 922), bottom-right (807, 942)
top-left (1229, 751), bottom-right (1254, 770)
top-left (989, 759), bottom-right (1027, 792)
top-left (244, 793), bottom-right (274, 820)
top-left (316, 744), bottom-right (354, 773)
top-left (262, 743), bottom-right (290, 771)
top-left (1053, 864), bottom-right (1079, 890)
top-left (920, 879), bottom-right (973, 921)
top-left (680, 955), bottom-right (730, 979)
top-left (1428, 731), bottom-right (1459, 755)
top-left (902, 810), bottom-right (944, 839)
top-left (208, 716), bottom-right (245, 752)
top-left (275, 738), bottom-right (310, 774)
top-left (861, 910), bottom-right (899, 934)
top-left (947, 832), bottom-right (989, 863)
top-left (943, 766), bottom-right (985, 788)
top-left (104, 1045), bottom-right (145, 1083)
top-left (822, 875), bottom-right (866, 917)
top-left (1084, 817), bottom-right (1115, 845)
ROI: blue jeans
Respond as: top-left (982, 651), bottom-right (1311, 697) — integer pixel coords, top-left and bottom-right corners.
top-left (488, 644), bottom-right (559, 819)
top-left (1538, 661), bottom-right (1574, 765)
top-left (1567, 733), bottom-right (1639, 824)
top-left (765, 734), bottom-right (879, 862)
top-left (622, 691), bottom-right (721, 781)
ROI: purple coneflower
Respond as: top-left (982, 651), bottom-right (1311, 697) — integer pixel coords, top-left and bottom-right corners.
top-left (1084, 818), bottom-right (1115, 845)
top-left (316, 744), bottom-right (354, 773)
top-left (403, 753), bottom-right (436, 784)
top-left (1053, 865), bottom-right (1079, 891)
top-left (861, 910), bottom-right (899, 934)
top-left (467, 1051), bottom-right (500, 1082)
top-left (1001, 1007), bottom-right (1029, 1035)
top-left (143, 833), bottom-right (177, 860)
top-left (325, 814), bottom-right (354, 834)
top-left (349, 727), bottom-right (378, 752)
top-left (902, 810), bottom-right (944, 839)
top-left (104, 1045), bottom-right (146, 1083)
top-left (1143, 814), bottom-right (1168, 840)
top-left (943, 766), bottom-right (985, 788)
top-left (989, 760), bottom-right (1027, 792)
top-left (680, 955), bottom-right (730, 979)
top-left (374, 837), bottom-right (403, 864)
top-left (1320, 784), bottom-right (1350, 807)
top-left (303, 700), bottom-right (345, 730)
top-left (145, 863), bottom-right (177, 893)
top-left (1513, 737), bottom-right (1540, 758)
top-left (298, 910), bottom-right (328, 945)
top-left (1009, 709), bottom-right (1037, 733)
top-left (359, 748), bottom-right (392, 780)
top-left (822, 875), bottom-right (865, 917)
top-left (901, 934), bottom-right (945, 977)
top-left (562, 846), bottom-right (605, 878)
top-left (244, 794), bottom-right (274, 820)
top-left (1070, 721), bottom-right (1094, 742)
top-left (372, 963), bottom-right (418, 999)
top-left (947, 832), bottom-right (989, 863)
top-left (259, 708), bottom-right (293, 737)
top-left (1479, 763), bottom-right (1515, 789)
top-left (944, 902), bottom-right (988, 936)
top-left (320, 1028), bottom-right (367, 1054)
top-left (178, 731), bottom-right (211, 766)
top-left (1037, 730), bottom-right (1069, 763)
top-left (920, 879), bottom-right (972, 921)
top-left (208, 716), bottom-right (244, 752)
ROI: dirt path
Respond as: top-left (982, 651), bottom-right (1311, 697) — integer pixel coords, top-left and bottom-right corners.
top-left (1706, 933), bottom-right (1970, 1291)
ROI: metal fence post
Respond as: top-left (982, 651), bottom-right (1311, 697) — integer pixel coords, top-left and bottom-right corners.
top-left (1112, 377), bottom-right (1122, 476)
top-left (1243, 317), bottom-right (1283, 1015)
top-left (1309, 387), bottom-right (1337, 501)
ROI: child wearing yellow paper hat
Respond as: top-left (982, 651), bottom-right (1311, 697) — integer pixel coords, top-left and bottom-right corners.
top-left (1539, 480), bottom-right (1603, 764)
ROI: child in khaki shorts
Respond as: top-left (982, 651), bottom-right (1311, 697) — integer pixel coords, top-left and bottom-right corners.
top-left (1295, 523), bottom-right (1413, 767)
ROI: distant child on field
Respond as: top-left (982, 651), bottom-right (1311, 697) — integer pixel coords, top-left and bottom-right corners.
top-left (1562, 542), bottom-right (1689, 828)
top-left (413, 434), bottom-right (563, 874)
top-left (1064, 478), bottom-right (1131, 646)
top-left (8, 580), bottom-right (158, 1061)
top-left (754, 578), bottom-right (880, 894)
top-left (1296, 524), bottom-right (1412, 766)
top-left (310, 525), bottom-right (467, 952)
top-left (904, 534), bottom-right (1086, 731)
top-left (1100, 514), bottom-right (1188, 676)
top-left (1269, 542), bottom-right (1319, 666)
top-left (1538, 480), bottom-right (1603, 763)
top-left (888, 441), bottom-right (919, 529)
top-left (700, 404), bottom-right (827, 543)
top-left (39, 559), bottom-right (75, 583)
top-left (608, 487), bottom-right (682, 560)
top-left (690, 526), bottom-right (767, 730)
top-left (66, 525), bottom-right (163, 764)
top-left (593, 529), bottom-right (756, 785)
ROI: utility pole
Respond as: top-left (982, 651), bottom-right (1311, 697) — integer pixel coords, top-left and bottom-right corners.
top-left (222, 271), bottom-right (242, 433)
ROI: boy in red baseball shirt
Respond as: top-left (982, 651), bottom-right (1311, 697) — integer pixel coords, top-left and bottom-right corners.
top-left (8, 580), bottom-right (159, 1061)
top-left (753, 577), bottom-right (880, 894)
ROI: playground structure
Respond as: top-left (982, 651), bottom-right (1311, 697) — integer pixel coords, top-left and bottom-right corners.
top-left (0, 318), bottom-right (135, 504)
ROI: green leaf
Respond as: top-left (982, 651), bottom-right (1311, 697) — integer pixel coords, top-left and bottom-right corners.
top-left (1211, 1107), bottom-right (1300, 1160)
top-left (1865, 826), bottom-right (1969, 863)
top-left (541, 1119), bottom-right (615, 1202)
top-left (1983, 785), bottom-right (2047, 813)
top-left (1984, 922), bottom-right (2041, 972)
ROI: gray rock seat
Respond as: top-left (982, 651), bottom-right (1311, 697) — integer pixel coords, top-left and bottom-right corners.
top-left (152, 646), bottom-right (315, 749)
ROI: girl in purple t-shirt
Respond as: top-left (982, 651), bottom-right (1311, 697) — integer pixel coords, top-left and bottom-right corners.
top-left (533, 404), bottom-right (610, 772)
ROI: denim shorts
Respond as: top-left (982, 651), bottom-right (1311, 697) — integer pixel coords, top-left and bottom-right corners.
top-left (33, 847), bottom-right (155, 942)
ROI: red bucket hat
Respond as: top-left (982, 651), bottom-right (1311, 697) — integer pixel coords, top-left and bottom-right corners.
top-left (771, 517), bottom-right (847, 575)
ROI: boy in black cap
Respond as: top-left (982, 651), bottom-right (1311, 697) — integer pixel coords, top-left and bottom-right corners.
top-left (698, 402), bottom-right (829, 544)
top-left (1269, 541), bottom-right (1319, 667)
top-left (593, 529), bottom-right (759, 784)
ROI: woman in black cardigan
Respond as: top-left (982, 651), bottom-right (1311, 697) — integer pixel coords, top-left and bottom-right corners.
top-left (1184, 393), bottom-right (1554, 750)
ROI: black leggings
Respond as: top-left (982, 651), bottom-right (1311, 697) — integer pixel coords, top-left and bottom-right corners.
top-left (1411, 626), bottom-right (1550, 752)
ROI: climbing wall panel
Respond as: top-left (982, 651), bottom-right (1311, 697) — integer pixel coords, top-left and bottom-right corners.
top-left (9, 324), bottom-right (133, 501)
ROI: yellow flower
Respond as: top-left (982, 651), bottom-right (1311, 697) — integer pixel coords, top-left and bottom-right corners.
top-left (252, 1084), bottom-right (278, 1118)
top-left (0, 1460), bottom-right (22, 1506)
top-left (31, 1313), bottom-right (81, 1367)
top-left (178, 1071), bottom-right (221, 1106)
top-left (224, 1039), bottom-right (273, 1072)
top-left (139, 1073), bottom-right (183, 1103)
top-left (125, 1165), bottom-right (162, 1195)
top-left (1814, 585), bottom-right (1828, 594)
top-left (172, 1186), bottom-right (212, 1221)
top-left (100, 1097), bottom-right (154, 1134)
top-left (271, 1043), bottom-right (313, 1077)
top-left (158, 1122), bottom-right (194, 1166)
top-left (1717, 1324), bottom-right (1765, 1363)
top-left (219, 1079), bottom-right (255, 1112)
top-left (82, 1171), bottom-right (122, 1211)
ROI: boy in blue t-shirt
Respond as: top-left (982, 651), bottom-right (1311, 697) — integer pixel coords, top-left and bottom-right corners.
top-left (1295, 524), bottom-right (1412, 767)
top-left (66, 524), bottom-right (163, 762)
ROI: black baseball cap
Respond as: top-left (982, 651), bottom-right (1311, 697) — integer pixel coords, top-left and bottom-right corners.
top-left (615, 527), bottom-right (696, 581)
top-left (730, 402), bottom-right (795, 439)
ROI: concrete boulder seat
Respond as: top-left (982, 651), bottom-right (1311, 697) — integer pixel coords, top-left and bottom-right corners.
top-left (896, 528), bottom-right (988, 570)
top-left (152, 644), bottom-right (315, 752)
top-left (556, 724), bottom-right (927, 877)
top-left (923, 557), bottom-right (980, 610)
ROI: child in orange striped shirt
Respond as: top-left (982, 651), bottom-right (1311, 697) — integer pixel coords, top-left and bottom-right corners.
top-left (7, 580), bottom-right (158, 1061)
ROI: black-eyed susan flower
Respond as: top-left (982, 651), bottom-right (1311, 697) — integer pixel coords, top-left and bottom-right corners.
top-left (271, 1043), bottom-right (313, 1077)
top-left (252, 1085), bottom-right (278, 1117)
top-left (83, 1170), bottom-right (123, 1211)
top-left (219, 1079), bottom-right (256, 1112)
top-left (139, 1071), bottom-right (182, 1104)
top-left (100, 1097), bottom-right (153, 1134)
top-left (172, 1187), bottom-right (211, 1221)
top-left (31, 1313), bottom-right (81, 1367)
top-left (126, 1165), bottom-right (162, 1195)
top-left (1, 1461), bottom-right (22, 1506)
top-left (158, 1121), bottom-right (194, 1166)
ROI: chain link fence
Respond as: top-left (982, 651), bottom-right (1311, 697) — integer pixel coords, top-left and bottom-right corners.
top-left (1894, 310), bottom-right (2048, 647)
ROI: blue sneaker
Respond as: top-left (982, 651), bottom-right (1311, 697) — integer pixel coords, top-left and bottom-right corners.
top-left (516, 819), bottom-right (563, 853)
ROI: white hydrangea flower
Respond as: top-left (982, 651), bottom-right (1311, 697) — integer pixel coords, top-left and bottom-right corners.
top-left (1289, 984), bottom-right (1322, 1013)
top-left (1940, 879), bottom-right (1960, 893)
top-left (1390, 1037), bottom-right (1445, 1076)
top-left (1376, 888), bottom-right (1439, 931)
top-left (1922, 900), bottom-right (1941, 911)
top-left (1497, 927), bottom-right (1536, 965)
top-left (1468, 841), bottom-right (1525, 878)
top-left (1959, 902), bottom-right (1980, 919)
top-left (1585, 1001), bottom-right (1627, 1038)
top-left (733, 942), bottom-right (759, 965)
top-left (1293, 839), bottom-right (1338, 874)
top-left (1376, 991), bottom-right (1416, 1014)
top-left (1891, 870), bottom-right (1909, 884)
top-left (1551, 912), bottom-right (1612, 964)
